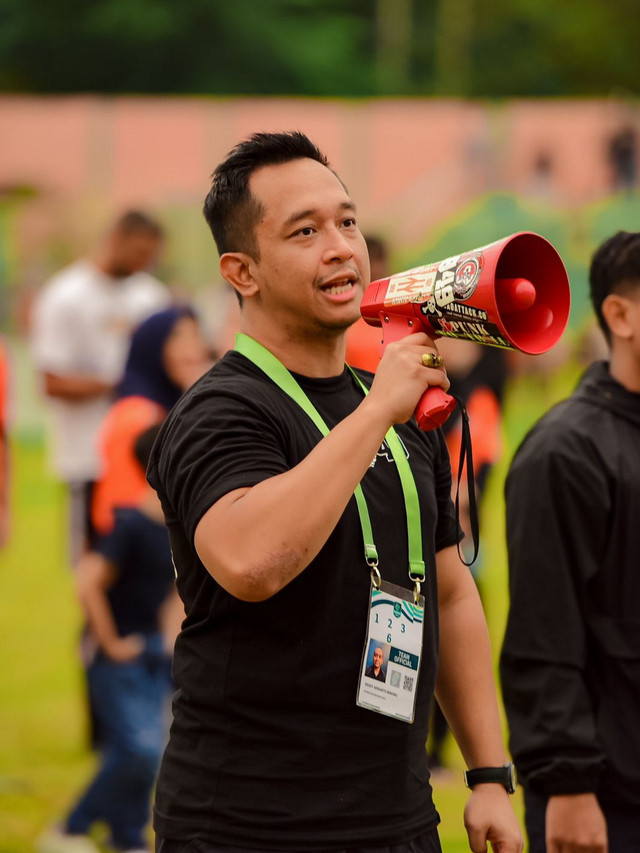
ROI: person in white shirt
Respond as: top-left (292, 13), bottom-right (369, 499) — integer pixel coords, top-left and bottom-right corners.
top-left (31, 210), bottom-right (171, 565)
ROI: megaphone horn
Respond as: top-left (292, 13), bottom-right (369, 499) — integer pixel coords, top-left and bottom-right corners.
top-left (360, 231), bottom-right (571, 430)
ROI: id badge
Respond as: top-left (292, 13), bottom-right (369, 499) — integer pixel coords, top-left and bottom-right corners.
top-left (356, 578), bottom-right (425, 723)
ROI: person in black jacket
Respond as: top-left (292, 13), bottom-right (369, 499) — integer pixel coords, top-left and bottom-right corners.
top-left (500, 230), bottom-right (640, 853)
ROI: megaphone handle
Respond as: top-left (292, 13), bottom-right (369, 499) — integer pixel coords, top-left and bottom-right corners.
top-left (414, 386), bottom-right (457, 431)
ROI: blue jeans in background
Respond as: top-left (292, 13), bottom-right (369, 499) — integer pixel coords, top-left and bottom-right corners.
top-left (66, 634), bottom-right (173, 850)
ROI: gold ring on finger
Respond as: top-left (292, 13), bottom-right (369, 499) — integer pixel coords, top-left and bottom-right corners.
top-left (421, 352), bottom-right (445, 369)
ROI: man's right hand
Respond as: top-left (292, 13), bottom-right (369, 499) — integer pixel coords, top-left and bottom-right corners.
top-left (367, 332), bottom-right (449, 426)
top-left (546, 793), bottom-right (608, 853)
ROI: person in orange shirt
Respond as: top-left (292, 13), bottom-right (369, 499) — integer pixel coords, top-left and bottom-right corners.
top-left (92, 306), bottom-right (210, 537)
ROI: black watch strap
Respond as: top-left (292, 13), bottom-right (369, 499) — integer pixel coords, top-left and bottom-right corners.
top-left (463, 762), bottom-right (516, 794)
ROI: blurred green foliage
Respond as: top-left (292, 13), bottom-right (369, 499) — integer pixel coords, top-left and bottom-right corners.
top-left (0, 0), bottom-right (638, 97)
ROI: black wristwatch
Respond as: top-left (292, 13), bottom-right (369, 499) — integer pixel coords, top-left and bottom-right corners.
top-left (463, 762), bottom-right (516, 794)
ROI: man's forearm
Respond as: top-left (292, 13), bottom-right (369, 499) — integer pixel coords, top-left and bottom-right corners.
top-left (435, 547), bottom-right (523, 852)
top-left (435, 547), bottom-right (506, 768)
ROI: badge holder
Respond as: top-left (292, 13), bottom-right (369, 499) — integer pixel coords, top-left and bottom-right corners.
top-left (357, 570), bottom-right (425, 723)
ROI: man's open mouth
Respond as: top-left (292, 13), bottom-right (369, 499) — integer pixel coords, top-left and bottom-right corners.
top-left (321, 275), bottom-right (357, 295)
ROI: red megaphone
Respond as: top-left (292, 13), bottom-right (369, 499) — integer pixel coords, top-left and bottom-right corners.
top-left (360, 231), bottom-right (571, 430)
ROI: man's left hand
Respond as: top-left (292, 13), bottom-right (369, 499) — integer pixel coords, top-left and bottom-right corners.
top-left (463, 785), bottom-right (524, 852)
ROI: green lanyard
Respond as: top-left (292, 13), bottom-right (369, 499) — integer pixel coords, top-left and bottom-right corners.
top-left (234, 333), bottom-right (426, 596)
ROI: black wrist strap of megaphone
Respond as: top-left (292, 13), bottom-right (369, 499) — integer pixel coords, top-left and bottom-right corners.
top-left (450, 396), bottom-right (479, 567)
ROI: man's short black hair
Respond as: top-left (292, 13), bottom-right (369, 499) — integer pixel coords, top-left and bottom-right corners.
top-left (202, 131), bottom-right (329, 261)
top-left (590, 231), bottom-right (640, 341)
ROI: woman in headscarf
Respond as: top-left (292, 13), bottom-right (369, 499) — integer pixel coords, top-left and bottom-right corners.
top-left (92, 306), bottom-right (210, 536)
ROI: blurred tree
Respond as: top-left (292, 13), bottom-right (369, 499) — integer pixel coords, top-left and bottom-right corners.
top-left (375, 0), bottom-right (412, 94)
top-left (466, 0), bottom-right (640, 96)
top-left (432, 0), bottom-right (475, 96)
top-left (0, 0), bottom-right (374, 94)
top-left (0, 0), bottom-right (637, 96)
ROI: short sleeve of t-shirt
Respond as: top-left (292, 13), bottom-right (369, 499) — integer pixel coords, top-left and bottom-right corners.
top-left (148, 356), bottom-right (298, 544)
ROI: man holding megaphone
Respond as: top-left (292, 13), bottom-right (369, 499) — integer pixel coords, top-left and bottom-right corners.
top-left (148, 131), bottom-right (523, 853)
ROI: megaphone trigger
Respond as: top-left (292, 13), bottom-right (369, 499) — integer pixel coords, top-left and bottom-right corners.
top-left (414, 387), bottom-right (457, 432)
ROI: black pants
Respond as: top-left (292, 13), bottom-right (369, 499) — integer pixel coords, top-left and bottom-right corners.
top-left (156, 827), bottom-right (442, 853)
top-left (525, 789), bottom-right (640, 853)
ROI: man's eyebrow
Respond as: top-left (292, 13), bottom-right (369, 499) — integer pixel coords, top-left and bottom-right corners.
top-left (282, 201), bottom-right (357, 230)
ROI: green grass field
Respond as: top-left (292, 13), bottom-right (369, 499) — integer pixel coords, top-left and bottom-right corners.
top-left (0, 362), bottom-right (579, 852)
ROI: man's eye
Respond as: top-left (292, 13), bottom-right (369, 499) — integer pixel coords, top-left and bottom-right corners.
top-left (343, 218), bottom-right (357, 228)
top-left (297, 226), bottom-right (314, 236)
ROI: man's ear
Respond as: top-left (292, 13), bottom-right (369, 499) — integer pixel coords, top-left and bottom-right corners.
top-left (602, 293), bottom-right (633, 340)
top-left (219, 253), bottom-right (259, 301)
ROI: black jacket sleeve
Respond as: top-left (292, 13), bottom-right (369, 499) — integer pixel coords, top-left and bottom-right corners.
top-left (499, 415), bottom-right (608, 796)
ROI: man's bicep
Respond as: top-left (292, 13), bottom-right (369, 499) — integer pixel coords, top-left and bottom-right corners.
top-left (194, 486), bottom-right (252, 576)
top-left (435, 544), bottom-right (478, 609)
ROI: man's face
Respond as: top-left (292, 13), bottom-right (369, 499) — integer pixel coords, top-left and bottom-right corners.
top-left (107, 231), bottom-right (162, 278)
top-left (245, 158), bottom-right (369, 340)
top-left (373, 648), bottom-right (383, 669)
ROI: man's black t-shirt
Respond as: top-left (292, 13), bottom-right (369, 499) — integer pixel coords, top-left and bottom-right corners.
top-left (148, 351), bottom-right (461, 850)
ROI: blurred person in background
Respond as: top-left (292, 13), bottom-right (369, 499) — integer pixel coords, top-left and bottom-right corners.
top-left (84, 305), bottom-right (208, 753)
top-left (30, 210), bottom-right (171, 566)
top-left (38, 423), bottom-right (181, 853)
top-left (501, 231), bottom-right (640, 852)
top-left (91, 305), bottom-right (211, 537)
top-left (607, 125), bottom-right (637, 195)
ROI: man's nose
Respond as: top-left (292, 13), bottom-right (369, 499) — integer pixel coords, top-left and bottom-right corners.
top-left (322, 228), bottom-right (354, 263)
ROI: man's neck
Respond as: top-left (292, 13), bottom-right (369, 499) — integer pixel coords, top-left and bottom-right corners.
top-left (239, 320), bottom-right (348, 378)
